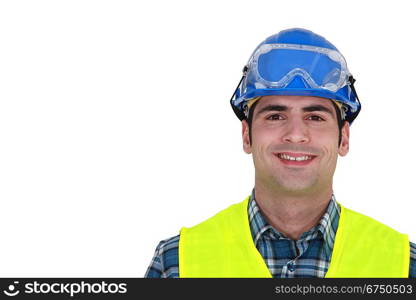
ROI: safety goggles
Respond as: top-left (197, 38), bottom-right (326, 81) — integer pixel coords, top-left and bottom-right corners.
top-left (246, 43), bottom-right (351, 92)
top-left (253, 44), bottom-right (350, 91)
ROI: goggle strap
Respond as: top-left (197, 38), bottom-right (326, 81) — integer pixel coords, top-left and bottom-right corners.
top-left (230, 66), bottom-right (249, 121)
top-left (230, 99), bottom-right (246, 121)
top-left (347, 75), bottom-right (362, 124)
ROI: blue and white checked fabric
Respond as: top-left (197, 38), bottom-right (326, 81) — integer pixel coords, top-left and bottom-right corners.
top-left (145, 190), bottom-right (416, 278)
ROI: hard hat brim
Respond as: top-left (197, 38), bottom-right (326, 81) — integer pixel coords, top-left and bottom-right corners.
top-left (243, 88), bottom-right (359, 112)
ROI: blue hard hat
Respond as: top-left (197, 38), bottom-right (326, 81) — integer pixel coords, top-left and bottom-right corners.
top-left (230, 28), bottom-right (361, 124)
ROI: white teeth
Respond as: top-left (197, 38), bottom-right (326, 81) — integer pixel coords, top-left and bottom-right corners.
top-left (278, 154), bottom-right (312, 161)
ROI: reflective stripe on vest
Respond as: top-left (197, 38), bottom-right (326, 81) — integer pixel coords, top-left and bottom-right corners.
top-left (179, 196), bottom-right (409, 278)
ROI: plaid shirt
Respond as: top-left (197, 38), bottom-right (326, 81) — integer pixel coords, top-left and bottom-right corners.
top-left (145, 190), bottom-right (416, 278)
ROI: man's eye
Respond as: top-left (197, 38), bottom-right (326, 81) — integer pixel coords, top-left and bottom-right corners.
top-left (266, 114), bottom-right (284, 120)
top-left (307, 115), bottom-right (324, 121)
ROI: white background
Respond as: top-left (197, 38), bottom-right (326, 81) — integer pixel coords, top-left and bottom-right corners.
top-left (0, 0), bottom-right (415, 277)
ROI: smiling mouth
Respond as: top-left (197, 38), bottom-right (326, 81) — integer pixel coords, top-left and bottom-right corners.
top-left (274, 152), bottom-right (317, 165)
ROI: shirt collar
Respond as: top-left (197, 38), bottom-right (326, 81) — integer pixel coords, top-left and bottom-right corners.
top-left (247, 188), bottom-right (340, 260)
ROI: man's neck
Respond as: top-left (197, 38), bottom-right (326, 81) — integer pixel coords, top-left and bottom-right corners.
top-left (253, 182), bottom-right (333, 241)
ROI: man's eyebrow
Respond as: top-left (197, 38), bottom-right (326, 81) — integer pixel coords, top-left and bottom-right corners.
top-left (256, 104), bottom-right (334, 117)
top-left (256, 105), bottom-right (288, 115)
top-left (302, 105), bottom-right (334, 116)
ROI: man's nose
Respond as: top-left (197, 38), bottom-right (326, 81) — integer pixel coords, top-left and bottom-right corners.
top-left (281, 119), bottom-right (310, 144)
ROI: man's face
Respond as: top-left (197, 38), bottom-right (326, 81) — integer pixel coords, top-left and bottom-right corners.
top-left (242, 95), bottom-right (350, 194)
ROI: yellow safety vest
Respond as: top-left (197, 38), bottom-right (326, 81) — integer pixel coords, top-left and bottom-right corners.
top-left (179, 196), bottom-right (409, 278)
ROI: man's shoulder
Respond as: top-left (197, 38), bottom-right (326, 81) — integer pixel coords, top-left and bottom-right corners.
top-left (410, 241), bottom-right (416, 257)
top-left (155, 234), bottom-right (180, 256)
top-left (145, 234), bottom-right (180, 278)
top-left (409, 241), bottom-right (416, 278)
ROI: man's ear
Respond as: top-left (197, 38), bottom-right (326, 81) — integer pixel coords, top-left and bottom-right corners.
top-left (242, 119), bottom-right (252, 154)
top-left (338, 121), bottom-right (350, 156)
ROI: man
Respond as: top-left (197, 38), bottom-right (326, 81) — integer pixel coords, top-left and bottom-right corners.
top-left (145, 28), bottom-right (416, 277)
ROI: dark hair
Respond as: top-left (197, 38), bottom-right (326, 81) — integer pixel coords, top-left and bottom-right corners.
top-left (246, 100), bottom-right (345, 146)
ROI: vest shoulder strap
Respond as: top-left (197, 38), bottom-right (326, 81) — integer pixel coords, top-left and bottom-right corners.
top-left (326, 203), bottom-right (409, 277)
top-left (179, 197), bottom-right (271, 277)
